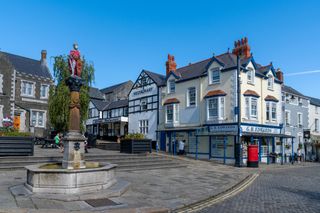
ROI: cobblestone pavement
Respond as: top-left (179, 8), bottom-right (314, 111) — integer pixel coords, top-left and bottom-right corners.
top-left (0, 160), bottom-right (250, 212)
top-left (200, 164), bottom-right (320, 213)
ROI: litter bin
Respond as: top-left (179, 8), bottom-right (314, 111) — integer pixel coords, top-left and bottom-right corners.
top-left (247, 144), bottom-right (259, 167)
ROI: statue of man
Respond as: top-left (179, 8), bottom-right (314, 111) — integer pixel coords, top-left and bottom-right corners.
top-left (68, 43), bottom-right (82, 77)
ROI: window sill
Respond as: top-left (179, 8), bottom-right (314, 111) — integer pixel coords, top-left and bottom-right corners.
top-left (186, 105), bottom-right (196, 109)
top-left (247, 82), bottom-right (255, 86)
top-left (267, 88), bottom-right (274, 91)
top-left (21, 94), bottom-right (35, 98)
top-left (209, 82), bottom-right (220, 86)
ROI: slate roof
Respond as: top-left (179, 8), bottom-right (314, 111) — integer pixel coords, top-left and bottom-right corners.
top-left (144, 70), bottom-right (166, 86)
top-left (100, 81), bottom-right (133, 94)
top-left (282, 85), bottom-right (305, 97)
top-left (171, 52), bottom-right (276, 83)
top-left (307, 96), bottom-right (320, 107)
top-left (89, 87), bottom-right (105, 100)
top-left (104, 99), bottom-right (128, 110)
top-left (0, 51), bottom-right (52, 79)
top-left (91, 99), bottom-right (108, 111)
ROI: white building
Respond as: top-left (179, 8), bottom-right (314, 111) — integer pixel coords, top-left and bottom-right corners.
top-left (157, 38), bottom-right (288, 164)
top-left (128, 70), bottom-right (165, 142)
top-left (307, 96), bottom-right (320, 161)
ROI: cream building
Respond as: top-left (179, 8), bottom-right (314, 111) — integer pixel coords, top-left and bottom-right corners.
top-left (157, 38), bottom-right (288, 164)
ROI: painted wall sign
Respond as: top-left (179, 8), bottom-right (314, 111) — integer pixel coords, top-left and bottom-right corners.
top-left (241, 124), bottom-right (281, 134)
top-left (209, 125), bottom-right (238, 133)
top-left (133, 87), bottom-right (153, 96)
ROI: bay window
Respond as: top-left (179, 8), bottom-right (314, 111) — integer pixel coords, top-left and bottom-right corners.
top-left (245, 97), bottom-right (258, 120)
top-left (207, 97), bottom-right (225, 121)
top-left (166, 104), bottom-right (179, 123)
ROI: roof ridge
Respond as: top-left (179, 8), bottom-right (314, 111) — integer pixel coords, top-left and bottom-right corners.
top-left (0, 51), bottom-right (40, 63)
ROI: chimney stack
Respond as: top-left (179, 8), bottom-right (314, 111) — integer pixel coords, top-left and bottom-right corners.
top-left (41, 50), bottom-right (47, 65)
top-left (276, 68), bottom-right (284, 82)
top-left (232, 37), bottom-right (251, 58)
top-left (165, 54), bottom-right (177, 76)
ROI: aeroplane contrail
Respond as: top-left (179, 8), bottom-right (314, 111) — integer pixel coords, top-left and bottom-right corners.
top-left (285, 70), bottom-right (320, 76)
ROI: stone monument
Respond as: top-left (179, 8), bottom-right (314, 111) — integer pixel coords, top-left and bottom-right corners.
top-left (21, 44), bottom-right (125, 195)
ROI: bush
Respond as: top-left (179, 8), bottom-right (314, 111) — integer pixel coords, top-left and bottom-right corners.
top-left (124, 133), bottom-right (145, 140)
top-left (0, 127), bottom-right (31, 137)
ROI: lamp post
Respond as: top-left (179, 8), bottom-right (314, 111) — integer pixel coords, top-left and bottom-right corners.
top-left (235, 55), bottom-right (243, 167)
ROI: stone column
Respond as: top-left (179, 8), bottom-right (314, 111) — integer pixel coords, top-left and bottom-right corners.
top-left (62, 76), bottom-right (86, 169)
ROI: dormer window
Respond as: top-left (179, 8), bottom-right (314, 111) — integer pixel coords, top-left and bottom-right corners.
top-left (209, 68), bottom-right (220, 84)
top-left (168, 80), bottom-right (175, 93)
top-left (247, 68), bottom-right (255, 84)
top-left (267, 75), bottom-right (273, 90)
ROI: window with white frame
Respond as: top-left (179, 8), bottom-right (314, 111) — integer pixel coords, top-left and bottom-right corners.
top-left (298, 134), bottom-right (303, 144)
top-left (40, 84), bottom-right (49, 98)
top-left (31, 110), bottom-right (45, 127)
top-left (251, 98), bottom-right (258, 118)
top-left (298, 97), bottom-right (302, 105)
top-left (21, 81), bottom-right (35, 97)
top-left (209, 68), bottom-right (220, 84)
top-left (166, 104), bottom-right (179, 123)
top-left (0, 105), bottom-right (3, 127)
top-left (316, 106), bottom-right (319, 114)
top-left (0, 74), bottom-right (3, 94)
top-left (266, 102), bottom-right (270, 121)
top-left (271, 102), bottom-right (277, 121)
top-left (247, 68), bottom-right (254, 84)
top-left (187, 87), bottom-right (196, 107)
top-left (207, 97), bottom-right (225, 121)
top-left (285, 110), bottom-right (291, 125)
top-left (139, 120), bottom-right (148, 134)
top-left (297, 113), bottom-right (303, 127)
top-left (168, 80), bottom-right (175, 93)
top-left (245, 97), bottom-right (258, 119)
top-left (315, 118), bottom-right (319, 132)
top-left (267, 75), bottom-right (273, 90)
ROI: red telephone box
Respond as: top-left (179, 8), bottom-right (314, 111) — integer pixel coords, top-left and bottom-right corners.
top-left (247, 144), bottom-right (259, 167)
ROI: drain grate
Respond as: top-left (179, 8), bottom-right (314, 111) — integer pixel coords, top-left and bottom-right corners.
top-left (85, 198), bottom-right (119, 208)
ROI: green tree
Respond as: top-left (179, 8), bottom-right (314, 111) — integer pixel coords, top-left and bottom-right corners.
top-left (48, 55), bottom-right (94, 132)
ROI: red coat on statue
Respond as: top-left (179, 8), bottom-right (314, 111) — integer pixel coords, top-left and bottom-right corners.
top-left (68, 49), bottom-right (82, 77)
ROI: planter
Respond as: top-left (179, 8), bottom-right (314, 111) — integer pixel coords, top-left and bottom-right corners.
top-left (0, 136), bottom-right (34, 156)
top-left (120, 139), bottom-right (152, 154)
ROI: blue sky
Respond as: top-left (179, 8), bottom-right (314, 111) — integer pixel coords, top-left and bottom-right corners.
top-left (1, 0), bottom-right (319, 98)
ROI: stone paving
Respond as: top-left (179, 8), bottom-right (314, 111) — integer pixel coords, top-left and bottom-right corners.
top-left (200, 164), bottom-right (320, 213)
top-left (0, 158), bottom-right (250, 212)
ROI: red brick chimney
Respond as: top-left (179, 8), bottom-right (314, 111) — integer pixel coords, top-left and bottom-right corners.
top-left (166, 54), bottom-right (177, 76)
top-left (276, 68), bottom-right (284, 82)
top-left (41, 50), bottom-right (47, 65)
top-left (232, 37), bottom-right (251, 58)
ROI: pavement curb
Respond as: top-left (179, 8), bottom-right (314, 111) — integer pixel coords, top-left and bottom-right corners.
top-left (172, 173), bottom-right (260, 213)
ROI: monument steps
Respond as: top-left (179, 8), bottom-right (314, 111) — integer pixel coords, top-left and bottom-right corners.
top-left (0, 153), bottom-right (185, 171)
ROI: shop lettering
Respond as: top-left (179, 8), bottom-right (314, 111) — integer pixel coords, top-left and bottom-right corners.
top-left (242, 125), bottom-right (280, 134)
top-left (133, 87), bottom-right (153, 96)
top-left (209, 125), bottom-right (237, 132)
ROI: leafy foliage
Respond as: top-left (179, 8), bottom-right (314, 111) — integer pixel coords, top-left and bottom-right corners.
top-left (49, 55), bottom-right (95, 132)
top-left (0, 127), bottom-right (31, 136)
top-left (124, 133), bottom-right (145, 139)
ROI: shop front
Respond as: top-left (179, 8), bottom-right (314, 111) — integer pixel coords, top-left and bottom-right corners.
top-left (93, 117), bottom-right (128, 141)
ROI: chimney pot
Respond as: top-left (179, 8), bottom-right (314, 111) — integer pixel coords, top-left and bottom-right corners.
top-left (41, 50), bottom-right (47, 65)
top-left (232, 37), bottom-right (251, 58)
top-left (276, 68), bottom-right (284, 82)
top-left (165, 54), bottom-right (177, 76)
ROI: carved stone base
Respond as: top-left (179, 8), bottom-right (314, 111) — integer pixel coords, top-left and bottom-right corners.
top-left (62, 131), bottom-right (86, 169)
